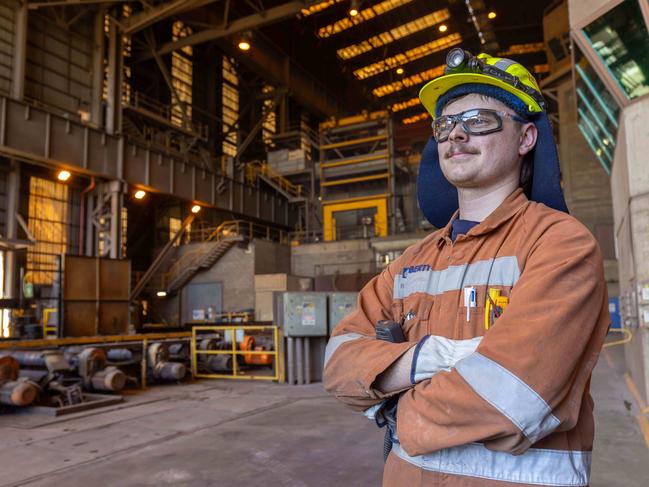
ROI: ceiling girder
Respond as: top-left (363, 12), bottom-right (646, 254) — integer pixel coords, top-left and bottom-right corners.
top-left (28, 0), bottom-right (130, 8)
top-left (122, 0), bottom-right (220, 34)
top-left (156, 0), bottom-right (317, 56)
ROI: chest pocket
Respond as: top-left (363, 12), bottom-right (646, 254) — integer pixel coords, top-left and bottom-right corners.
top-left (391, 295), bottom-right (434, 341)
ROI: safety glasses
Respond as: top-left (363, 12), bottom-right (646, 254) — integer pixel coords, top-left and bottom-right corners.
top-left (432, 108), bottom-right (528, 143)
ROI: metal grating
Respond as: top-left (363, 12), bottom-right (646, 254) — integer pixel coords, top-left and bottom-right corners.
top-left (0, 1), bottom-right (16, 96)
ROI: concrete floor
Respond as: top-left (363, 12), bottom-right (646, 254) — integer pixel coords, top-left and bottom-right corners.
top-left (0, 343), bottom-right (647, 487)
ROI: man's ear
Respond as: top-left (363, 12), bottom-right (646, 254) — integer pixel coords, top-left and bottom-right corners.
top-left (519, 123), bottom-right (538, 156)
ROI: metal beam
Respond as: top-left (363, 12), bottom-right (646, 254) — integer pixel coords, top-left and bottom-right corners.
top-left (122, 0), bottom-right (220, 35)
top-left (235, 89), bottom-right (283, 162)
top-left (28, 0), bottom-right (130, 9)
top-left (11, 2), bottom-right (27, 100)
top-left (145, 31), bottom-right (191, 130)
top-left (157, 1), bottom-right (316, 56)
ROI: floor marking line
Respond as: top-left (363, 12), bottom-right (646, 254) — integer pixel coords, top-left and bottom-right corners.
top-left (635, 414), bottom-right (649, 449)
top-left (624, 373), bottom-right (649, 413)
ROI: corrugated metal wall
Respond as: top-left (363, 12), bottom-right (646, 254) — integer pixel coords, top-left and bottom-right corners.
top-left (0, 1), bottom-right (16, 96)
top-left (25, 11), bottom-right (93, 114)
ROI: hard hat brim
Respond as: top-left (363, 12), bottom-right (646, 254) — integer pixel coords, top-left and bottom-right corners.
top-left (419, 73), bottom-right (543, 119)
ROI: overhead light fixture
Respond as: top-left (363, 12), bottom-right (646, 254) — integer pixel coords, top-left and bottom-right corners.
top-left (439, 24), bottom-right (448, 32)
top-left (57, 170), bottom-right (71, 182)
top-left (191, 205), bottom-right (201, 214)
top-left (156, 291), bottom-right (167, 297)
top-left (488, 11), bottom-right (496, 19)
top-left (237, 31), bottom-right (252, 51)
top-left (349, 0), bottom-right (360, 16)
top-left (396, 67), bottom-right (404, 75)
top-left (134, 190), bottom-right (146, 200)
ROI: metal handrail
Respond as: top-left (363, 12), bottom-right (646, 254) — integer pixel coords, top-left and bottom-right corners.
top-left (127, 91), bottom-right (209, 140)
top-left (245, 161), bottom-right (303, 198)
top-left (163, 220), bottom-right (289, 289)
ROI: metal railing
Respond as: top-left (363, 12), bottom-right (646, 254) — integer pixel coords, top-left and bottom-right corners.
top-left (187, 220), bottom-right (291, 246)
top-left (127, 91), bottom-right (209, 140)
top-left (163, 220), bottom-right (289, 291)
top-left (191, 325), bottom-right (280, 381)
top-left (245, 161), bottom-right (303, 198)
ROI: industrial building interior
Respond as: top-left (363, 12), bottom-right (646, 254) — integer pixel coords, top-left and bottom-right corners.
top-left (0, 0), bottom-right (648, 485)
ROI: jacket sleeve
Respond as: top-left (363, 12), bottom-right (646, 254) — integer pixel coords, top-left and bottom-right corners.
top-left (396, 220), bottom-right (610, 456)
top-left (323, 260), bottom-right (417, 411)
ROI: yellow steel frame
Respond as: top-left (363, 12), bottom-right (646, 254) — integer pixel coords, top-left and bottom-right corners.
top-left (320, 134), bottom-right (387, 151)
top-left (42, 308), bottom-right (57, 339)
top-left (320, 152), bottom-right (387, 169)
top-left (322, 196), bottom-right (388, 241)
top-left (191, 325), bottom-right (280, 381)
top-left (321, 172), bottom-right (389, 187)
top-left (0, 332), bottom-right (191, 349)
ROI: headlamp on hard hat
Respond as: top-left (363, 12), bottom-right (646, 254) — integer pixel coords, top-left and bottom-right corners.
top-left (443, 48), bottom-right (546, 111)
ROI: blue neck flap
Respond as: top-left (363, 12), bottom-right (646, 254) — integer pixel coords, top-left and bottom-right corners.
top-left (417, 84), bottom-right (568, 228)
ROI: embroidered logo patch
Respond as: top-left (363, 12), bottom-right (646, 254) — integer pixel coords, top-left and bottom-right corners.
top-left (401, 264), bottom-right (431, 278)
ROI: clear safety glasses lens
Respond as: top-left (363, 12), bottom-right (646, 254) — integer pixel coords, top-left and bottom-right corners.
top-left (432, 109), bottom-right (505, 142)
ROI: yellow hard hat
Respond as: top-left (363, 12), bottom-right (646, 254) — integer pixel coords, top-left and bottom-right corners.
top-left (419, 50), bottom-right (545, 119)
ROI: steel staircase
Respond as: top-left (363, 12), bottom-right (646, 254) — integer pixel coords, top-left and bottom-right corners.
top-left (163, 236), bottom-right (242, 294)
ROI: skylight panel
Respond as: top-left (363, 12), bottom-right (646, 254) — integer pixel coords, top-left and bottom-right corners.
top-left (337, 9), bottom-right (450, 60)
top-left (353, 34), bottom-right (461, 80)
top-left (317, 0), bottom-right (414, 38)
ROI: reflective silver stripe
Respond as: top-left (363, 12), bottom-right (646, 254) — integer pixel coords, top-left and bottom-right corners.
top-left (394, 256), bottom-right (520, 299)
top-left (412, 336), bottom-right (483, 383)
top-left (494, 58), bottom-right (517, 71)
top-left (455, 352), bottom-right (560, 443)
top-left (324, 333), bottom-right (363, 367)
top-left (391, 442), bottom-right (590, 486)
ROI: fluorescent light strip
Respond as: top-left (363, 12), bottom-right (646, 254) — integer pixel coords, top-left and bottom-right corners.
top-left (337, 9), bottom-right (450, 60)
top-left (391, 97), bottom-right (420, 112)
top-left (300, 0), bottom-right (344, 17)
top-left (402, 112), bottom-right (429, 124)
top-left (317, 0), bottom-right (414, 38)
top-left (372, 65), bottom-right (445, 98)
top-left (354, 33), bottom-right (461, 80)
top-left (498, 43), bottom-right (545, 56)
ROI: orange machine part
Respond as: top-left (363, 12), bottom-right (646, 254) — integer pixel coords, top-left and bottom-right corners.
top-left (241, 336), bottom-right (273, 366)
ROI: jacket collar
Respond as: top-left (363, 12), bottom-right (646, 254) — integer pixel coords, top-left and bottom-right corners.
top-left (435, 188), bottom-right (529, 247)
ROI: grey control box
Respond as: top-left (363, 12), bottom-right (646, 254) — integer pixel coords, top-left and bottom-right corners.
top-left (328, 292), bottom-right (358, 335)
top-left (274, 292), bottom-right (328, 337)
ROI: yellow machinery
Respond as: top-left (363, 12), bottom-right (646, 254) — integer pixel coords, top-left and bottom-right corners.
top-left (323, 196), bottom-right (388, 241)
top-left (319, 111), bottom-right (395, 241)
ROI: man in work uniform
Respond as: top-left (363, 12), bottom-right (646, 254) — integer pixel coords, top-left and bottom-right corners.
top-left (323, 49), bottom-right (610, 487)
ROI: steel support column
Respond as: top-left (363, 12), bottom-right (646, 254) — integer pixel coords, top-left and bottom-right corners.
top-left (10, 1), bottom-right (27, 100)
top-left (3, 162), bottom-right (20, 300)
top-left (91, 7), bottom-right (105, 128)
top-left (106, 20), bottom-right (123, 135)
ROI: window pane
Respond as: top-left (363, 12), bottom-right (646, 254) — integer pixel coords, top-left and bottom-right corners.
top-left (583, 0), bottom-right (649, 99)
top-left (574, 45), bottom-right (621, 174)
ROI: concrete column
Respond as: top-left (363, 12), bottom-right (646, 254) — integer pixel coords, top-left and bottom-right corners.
top-left (90, 8), bottom-right (106, 128)
top-left (105, 20), bottom-right (123, 134)
top-left (611, 101), bottom-right (649, 404)
top-left (3, 162), bottom-right (20, 299)
top-left (10, 1), bottom-right (27, 100)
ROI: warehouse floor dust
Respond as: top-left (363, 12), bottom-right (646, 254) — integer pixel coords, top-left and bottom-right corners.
top-left (0, 344), bottom-right (647, 487)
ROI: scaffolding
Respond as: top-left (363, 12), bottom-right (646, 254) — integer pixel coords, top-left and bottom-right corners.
top-left (318, 111), bottom-right (395, 241)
